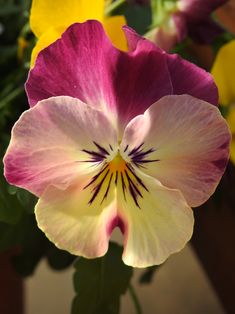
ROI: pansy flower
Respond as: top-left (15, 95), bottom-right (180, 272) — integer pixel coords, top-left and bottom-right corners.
top-left (4, 21), bottom-right (230, 267)
top-left (30, 0), bottom-right (127, 66)
top-left (148, 0), bottom-right (227, 51)
top-left (212, 40), bottom-right (235, 164)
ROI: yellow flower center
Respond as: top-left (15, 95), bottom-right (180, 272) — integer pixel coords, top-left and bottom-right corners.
top-left (108, 152), bottom-right (127, 173)
top-left (82, 142), bottom-right (159, 208)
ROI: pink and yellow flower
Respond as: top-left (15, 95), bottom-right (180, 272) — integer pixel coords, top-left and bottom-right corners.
top-left (30, 0), bottom-right (127, 66)
top-left (4, 21), bottom-right (230, 267)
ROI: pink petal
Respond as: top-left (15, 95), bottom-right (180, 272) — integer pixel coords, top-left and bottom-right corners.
top-left (4, 96), bottom-right (118, 196)
top-left (121, 94), bottom-right (230, 207)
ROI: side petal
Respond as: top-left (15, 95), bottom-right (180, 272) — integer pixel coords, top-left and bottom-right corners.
top-left (211, 40), bottom-right (235, 106)
top-left (117, 172), bottom-right (194, 267)
top-left (4, 96), bottom-right (117, 196)
top-left (121, 94), bottom-right (231, 207)
top-left (103, 15), bottom-right (127, 51)
top-left (123, 25), bottom-right (218, 105)
top-left (30, 0), bottom-right (104, 38)
top-left (26, 21), bottom-right (172, 132)
top-left (35, 175), bottom-right (118, 258)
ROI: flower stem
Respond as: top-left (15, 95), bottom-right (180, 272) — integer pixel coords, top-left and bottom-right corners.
top-left (0, 86), bottom-right (23, 110)
top-left (128, 284), bottom-right (143, 314)
top-left (105, 0), bottom-right (126, 16)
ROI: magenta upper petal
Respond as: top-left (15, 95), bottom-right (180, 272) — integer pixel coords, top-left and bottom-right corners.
top-left (26, 21), bottom-right (172, 130)
top-left (123, 26), bottom-right (218, 105)
top-left (26, 21), bottom-right (118, 109)
top-left (166, 54), bottom-right (218, 105)
top-left (26, 20), bottom-right (218, 131)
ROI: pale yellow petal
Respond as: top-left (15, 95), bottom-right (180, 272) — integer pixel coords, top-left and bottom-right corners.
top-left (117, 170), bottom-right (194, 268)
top-left (36, 175), bottom-right (117, 258)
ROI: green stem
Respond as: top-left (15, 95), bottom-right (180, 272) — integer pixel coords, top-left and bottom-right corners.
top-left (99, 257), bottom-right (106, 301)
top-left (0, 86), bottom-right (23, 110)
top-left (129, 284), bottom-right (143, 314)
top-left (105, 0), bottom-right (126, 16)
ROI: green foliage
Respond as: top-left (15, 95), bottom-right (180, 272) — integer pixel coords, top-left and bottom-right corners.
top-left (150, 0), bottom-right (177, 28)
top-left (0, 168), bottom-right (24, 224)
top-left (110, 1), bottom-right (151, 35)
top-left (0, 0), bottom-right (33, 148)
top-left (212, 31), bottom-right (235, 56)
top-left (139, 265), bottom-right (159, 284)
top-left (11, 214), bottom-right (48, 276)
top-left (46, 243), bottom-right (76, 271)
top-left (0, 213), bottom-right (76, 276)
top-left (124, 4), bottom-right (152, 35)
top-left (72, 242), bottom-right (133, 314)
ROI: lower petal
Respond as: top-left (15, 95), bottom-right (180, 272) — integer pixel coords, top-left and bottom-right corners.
top-left (35, 174), bottom-right (118, 258)
top-left (117, 172), bottom-right (194, 267)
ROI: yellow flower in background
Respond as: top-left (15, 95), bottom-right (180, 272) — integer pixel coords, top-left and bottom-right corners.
top-left (211, 40), bottom-right (235, 163)
top-left (30, 0), bottom-right (127, 66)
top-left (227, 107), bottom-right (235, 162)
top-left (211, 40), bottom-right (235, 106)
top-left (17, 37), bottom-right (29, 60)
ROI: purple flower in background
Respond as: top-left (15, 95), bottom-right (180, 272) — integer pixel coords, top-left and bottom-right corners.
top-left (149, 0), bottom-right (228, 51)
top-left (180, 0), bottom-right (228, 42)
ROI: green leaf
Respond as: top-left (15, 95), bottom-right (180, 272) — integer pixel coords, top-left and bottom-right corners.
top-left (72, 242), bottom-right (133, 314)
top-left (0, 221), bottom-right (21, 251)
top-left (11, 215), bottom-right (48, 277)
top-left (0, 4), bottom-right (21, 16)
top-left (124, 4), bottom-right (152, 35)
top-left (16, 188), bottom-right (37, 214)
top-left (46, 243), bottom-right (76, 271)
top-left (150, 0), bottom-right (177, 27)
top-left (139, 265), bottom-right (159, 284)
top-left (0, 166), bottom-right (24, 224)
